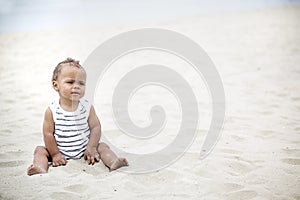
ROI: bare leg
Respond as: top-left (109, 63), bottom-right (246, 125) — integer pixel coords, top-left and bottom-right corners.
top-left (97, 142), bottom-right (128, 172)
top-left (27, 146), bottom-right (49, 176)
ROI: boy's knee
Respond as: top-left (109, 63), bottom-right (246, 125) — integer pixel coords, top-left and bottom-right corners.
top-left (34, 146), bottom-right (47, 155)
top-left (99, 142), bottom-right (110, 149)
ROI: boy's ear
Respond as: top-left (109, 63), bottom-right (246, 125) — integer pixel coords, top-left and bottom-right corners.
top-left (52, 81), bottom-right (59, 91)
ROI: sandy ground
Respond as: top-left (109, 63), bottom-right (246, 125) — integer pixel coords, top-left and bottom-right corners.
top-left (0, 4), bottom-right (300, 200)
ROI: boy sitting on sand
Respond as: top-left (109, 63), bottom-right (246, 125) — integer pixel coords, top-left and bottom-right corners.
top-left (27, 58), bottom-right (128, 176)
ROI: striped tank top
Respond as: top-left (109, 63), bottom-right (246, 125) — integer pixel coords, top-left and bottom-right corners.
top-left (50, 98), bottom-right (91, 159)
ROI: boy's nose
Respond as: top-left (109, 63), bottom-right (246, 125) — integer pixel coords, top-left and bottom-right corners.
top-left (73, 83), bottom-right (80, 89)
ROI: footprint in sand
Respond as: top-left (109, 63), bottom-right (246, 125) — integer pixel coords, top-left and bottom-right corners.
top-left (226, 160), bottom-right (257, 175)
top-left (230, 135), bottom-right (245, 142)
top-left (0, 160), bottom-right (26, 168)
top-left (0, 129), bottom-right (12, 136)
top-left (0, 150), bottom-right (25, 159)
top-left (259, 129), bottom-right (276, 138)
top-left (64, 184), bottom-right (88, 193)
top-left (281, 158), bottom-right (300, 165)
top-left (221, 148), bottom-right (243, 155)
top-left (223, 183), bottom-right (244, 192)
top-left (224, 190), bottom-right (258, 200)
top-left (50, 192), bottom-right (84, 200)
top-left (281, 148), bottom-right (300, 156)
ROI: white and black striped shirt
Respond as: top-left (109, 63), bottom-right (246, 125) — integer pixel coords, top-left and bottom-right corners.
top-left (50, 99), bottom-right (91, 159)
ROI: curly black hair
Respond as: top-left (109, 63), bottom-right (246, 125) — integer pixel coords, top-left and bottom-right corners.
top-left (52, 58), bottom-right (85, 81)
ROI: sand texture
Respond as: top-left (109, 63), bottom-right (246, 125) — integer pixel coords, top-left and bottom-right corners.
top-left (0, 5), bottom-right (300, 200)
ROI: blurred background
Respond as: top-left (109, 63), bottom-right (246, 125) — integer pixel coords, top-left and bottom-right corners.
top-left (1, 0), bottom-right (299, 33)
top-left (1, 0), bottom-right (300, 199)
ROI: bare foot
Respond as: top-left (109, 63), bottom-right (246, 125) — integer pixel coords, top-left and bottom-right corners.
top-left (109, 158), bottom-right (129, 172)
top-left (27, 164), bottom-right (47, 176)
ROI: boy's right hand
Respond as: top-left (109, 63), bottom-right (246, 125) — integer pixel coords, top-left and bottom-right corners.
top-left (52, 153), bottom-right (67, 167)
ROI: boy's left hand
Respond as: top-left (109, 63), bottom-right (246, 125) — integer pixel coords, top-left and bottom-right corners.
top-left (84, 146), bottom-right (100, 165)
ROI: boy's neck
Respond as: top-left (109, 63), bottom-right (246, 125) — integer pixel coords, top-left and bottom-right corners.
top-left (59, 98), bottom-right (79, 112)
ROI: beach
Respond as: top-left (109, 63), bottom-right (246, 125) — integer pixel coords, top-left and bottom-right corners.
top-left (0, 3), bottom-right (300, 200)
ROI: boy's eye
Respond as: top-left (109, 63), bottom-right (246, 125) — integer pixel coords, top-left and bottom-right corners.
top-left (79, 82), bottom-right (85, 86)
top-left (67, 81), bottom-right (74, 84)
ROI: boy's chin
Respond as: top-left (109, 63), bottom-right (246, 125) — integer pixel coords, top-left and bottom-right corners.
top-left (71, 96), bottom-right (82, 101)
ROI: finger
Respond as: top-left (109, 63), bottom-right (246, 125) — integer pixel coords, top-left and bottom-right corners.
top-left (58, 160), bottom-right (63, 166)
top-left (84, 154), bottom-right (87, 160)
top-left (59, 159), bottom-right (66, 166)
top-left (62, 159), bottom-right (67, 165)
top-left (91, 156), bottom-right (95, 165)
top-left (87, 156), bottom-right (91, 165)
top-left (95, 154), bottom-right (100, 162)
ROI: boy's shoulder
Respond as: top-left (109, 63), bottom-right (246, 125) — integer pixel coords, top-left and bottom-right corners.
top-left (79, 98), bottom-right (91, 108)
top-left (49, 98), bottom-right (59, 111)
top-left (80, 98), bottom-right (89, 104)
top-left (79, 99), bottom-right (92, 117)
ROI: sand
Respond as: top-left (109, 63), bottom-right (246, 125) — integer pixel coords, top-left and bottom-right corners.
top-left (0, 4), bottom-right (300, 200)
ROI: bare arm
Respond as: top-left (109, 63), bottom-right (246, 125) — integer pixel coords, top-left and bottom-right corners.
top-left (43, 107), bottom-right (67, 166)
top-left (84, 106), bottom-right (101, 164)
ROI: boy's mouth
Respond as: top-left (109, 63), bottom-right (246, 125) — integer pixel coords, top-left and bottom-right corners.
top-left (71, 92), bottom-right (80, 95)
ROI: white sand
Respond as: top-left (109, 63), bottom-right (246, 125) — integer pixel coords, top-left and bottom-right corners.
top-left (1, 4), bottom-right (300, 200)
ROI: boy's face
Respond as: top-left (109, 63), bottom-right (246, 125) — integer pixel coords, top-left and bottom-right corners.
top-left (52, 64), bottom-right (86, 102)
